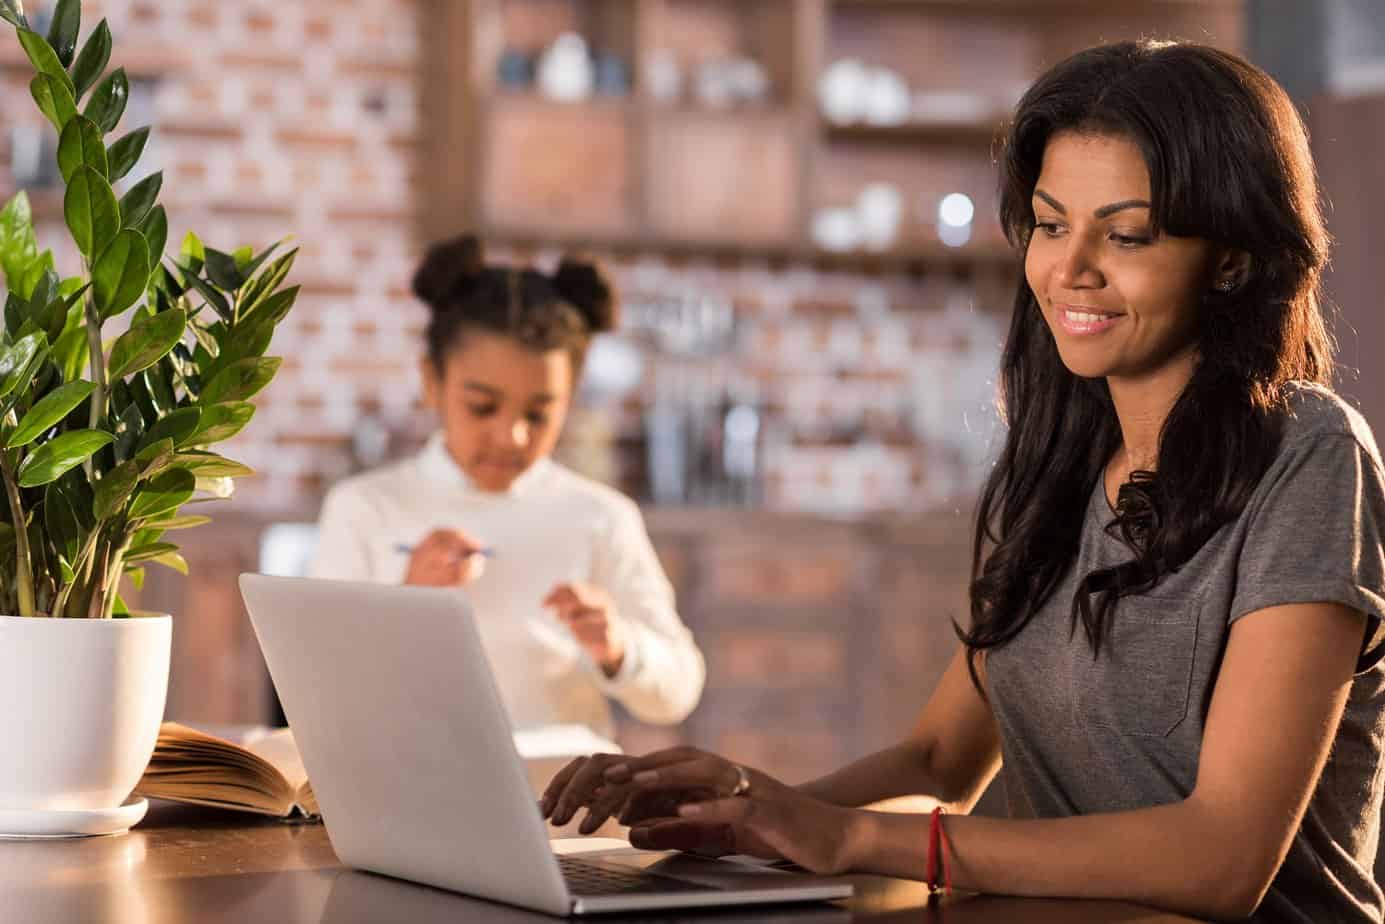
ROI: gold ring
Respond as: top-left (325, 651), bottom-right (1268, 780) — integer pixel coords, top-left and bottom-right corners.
top-left (730, 764), bottom-right (750, 797)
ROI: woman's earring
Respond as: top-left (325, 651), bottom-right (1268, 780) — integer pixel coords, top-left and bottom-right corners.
top-left (1215, 278), bottom-right (1236, 293)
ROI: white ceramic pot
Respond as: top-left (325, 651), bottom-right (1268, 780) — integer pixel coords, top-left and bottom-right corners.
top-left (0, 614), bottom-right (170, 811)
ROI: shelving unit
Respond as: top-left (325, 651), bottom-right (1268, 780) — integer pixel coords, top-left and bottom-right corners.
top-left (420, 0), bottom-right (1243, 270)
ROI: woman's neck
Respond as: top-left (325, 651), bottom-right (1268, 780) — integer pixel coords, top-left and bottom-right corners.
top-left (1105, 352), bottom-right (1196, 493)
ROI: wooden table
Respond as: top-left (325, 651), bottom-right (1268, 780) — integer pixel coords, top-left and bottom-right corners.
top-left (0, 799), bottom-right (1204, 923)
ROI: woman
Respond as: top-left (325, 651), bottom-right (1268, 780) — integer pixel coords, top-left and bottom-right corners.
top-left (312, 236), bottom-right (705, 741)
top-left (540, 41), bottom-right (1385, 923)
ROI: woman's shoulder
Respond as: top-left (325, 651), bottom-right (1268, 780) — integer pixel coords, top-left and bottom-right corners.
top-left (1278, 382), bottom-right (1382, 461)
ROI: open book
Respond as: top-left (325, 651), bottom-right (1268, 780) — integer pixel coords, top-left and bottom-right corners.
top-left (134, 722), bottom-right (319, 820)
top-left (132, 721), bottom-right (620, 822)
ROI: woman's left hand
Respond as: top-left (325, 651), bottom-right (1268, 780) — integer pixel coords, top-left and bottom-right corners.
top-left (543, 582), bottom-right (626, 676)
top-left (539, 747), bottom-right (866, 875)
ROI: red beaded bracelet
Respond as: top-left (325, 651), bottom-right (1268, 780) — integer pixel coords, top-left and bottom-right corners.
top-left (927, 806), bottom-right (952, 899)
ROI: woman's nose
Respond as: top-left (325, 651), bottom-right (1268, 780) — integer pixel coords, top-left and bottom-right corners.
top-left (1054, 235), bottom-right (1103, 289)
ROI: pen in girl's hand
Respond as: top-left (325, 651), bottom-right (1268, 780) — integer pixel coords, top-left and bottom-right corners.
top-left (394, 543), bottom-right (496, 558)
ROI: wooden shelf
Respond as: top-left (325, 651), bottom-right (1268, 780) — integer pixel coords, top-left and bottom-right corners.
top-left (482, 225), bottom-right (1019, 274)
top-left (484, 91), bottom-right (638, 114)
top-left (822, 118), bottom-right (1005, 145)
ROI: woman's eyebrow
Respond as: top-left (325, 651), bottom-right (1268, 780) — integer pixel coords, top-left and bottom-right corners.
top-left (1033, 188), bottom-right (1151, 218)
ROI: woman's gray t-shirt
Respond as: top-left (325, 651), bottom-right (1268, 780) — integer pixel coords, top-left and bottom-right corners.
top-left (986, 384), bottom-right (1385, 923)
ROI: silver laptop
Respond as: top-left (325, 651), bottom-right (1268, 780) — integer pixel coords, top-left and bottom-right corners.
top-left (239, 574), bottom-right (853, 915)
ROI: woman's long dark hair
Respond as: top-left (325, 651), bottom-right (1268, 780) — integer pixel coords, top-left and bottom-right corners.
top-left (961, 41), bottom-right (1334, 684)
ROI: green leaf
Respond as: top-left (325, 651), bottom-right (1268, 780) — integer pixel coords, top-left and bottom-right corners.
top-left (44, 482), bottom-right (82, 565)
top-left (171, 451), bottom-right (254, 478)
top-left (236, 241), bottom-right (285, 289)
top-left (15, 251), bottom-right (55, 303)
top-left (0, 192), bottom-right (39, 292)
top-left (53, 323), bottom-right (89, 383)
top-left (30, 73), bottom-right (77, 132)
top-left (128, 468), bottom-right (195, 522)
top-left (71, 19), bottom-right (112, 102)
top-left (64, 166), bottom-right (120, 259)
top-left (239, 248), bottom-right (298, 316)
top-left (6, 380), bottom-right (94, 448)
top-left (0, 332), bottom-right (46, 401)
top-left (149, 551), bottom-right (188, 575)
top-left (45, 0), bottom-right (81, 68)
top-left (58, 465), bottom-right (95, 530)
top-left (0, 1), bottom-right (26, 28)
top-left (111, 399), bottom-right (144, 462)
top-left (118, 171), bottom-right (161, 230)
top-left (139, 406), bottom-right (201, 449)
top-left (105, 127), bottom-right (149, 183)
top-left (203, 248), bottom-right (246, 292)
top-left (125, 565), bottom-right (145, 590)
top-left (17, 429), bottom-right (113, 487)
top-left (93, 458), bottom-right (140, 521)
top-left (91, 229), bottom-right (151, 320)
top-left (124, 541), bottom-right (179, 562)
top-left (199, 356), bottom-right (280, 405)
top-left (137, 205), bottom-right (167, 267)
top-left (134, 435), bottom-right (174, 474)
top-left (56, 115), bottom-right (107, 183)
top-left (17, 28), bottom-right (73, 94)
top-left (143, 514), bottom-right (212, 530)
top-left (181, 271), bottom-right (231, 322)
top-left (83, 67), bottom-right (129, 134)
top-left (191, 402), bottom-right (254, 445)
top-left (140, 363), bottom-right (177, 416)
top-left (178, 232), bottom-right (205, 272)
top-left (107, 307), bottom-right (185, 379)
top-left (39, 283), bottom-right (87, 345)
top-left (240, 285), bottom-right (299, 333)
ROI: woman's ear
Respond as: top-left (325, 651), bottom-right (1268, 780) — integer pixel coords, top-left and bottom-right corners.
top-left (1213, 248), bottom-right (1252, 290)
top-left (419, 355), bottom-right (441, 411)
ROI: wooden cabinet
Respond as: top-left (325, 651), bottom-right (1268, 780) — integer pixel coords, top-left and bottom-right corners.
top-left (419, 0), bottom-right (1241, 271)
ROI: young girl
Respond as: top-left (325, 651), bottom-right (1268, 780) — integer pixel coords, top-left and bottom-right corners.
top-left (540, 41), bottom-right (1385, 923)
top-left (311, 237), bottom-right (705, 741)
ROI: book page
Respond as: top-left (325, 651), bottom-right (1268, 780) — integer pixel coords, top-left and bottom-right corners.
top-left (244, 728), bottom-right (309, 793)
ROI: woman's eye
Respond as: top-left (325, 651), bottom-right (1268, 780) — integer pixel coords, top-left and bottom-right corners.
top-left (1035, 221), bottom-right (1064, 237)
top-left (1111, 232), bottom-right (1153, 247)
top-left (466, 405), bottom-right (498, 418)
top-left (526, 412), bottom-right (550, 426)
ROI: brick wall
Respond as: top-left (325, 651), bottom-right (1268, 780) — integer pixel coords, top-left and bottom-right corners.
top-left (2, 0), bottom-right (1013, 518)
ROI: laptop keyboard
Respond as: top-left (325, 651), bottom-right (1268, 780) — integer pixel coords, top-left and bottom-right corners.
top-left (558, 856), bottom-right (713, 895)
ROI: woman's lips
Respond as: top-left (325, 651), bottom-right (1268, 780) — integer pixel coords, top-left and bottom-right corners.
top-left (1055, 304), bottom-right (1124, 335)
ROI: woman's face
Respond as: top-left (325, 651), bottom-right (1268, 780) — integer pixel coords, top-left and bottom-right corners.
top-left (1024, 131), bottom-right (1225, 387)
top-left (421, 332), bottom-right (574, 492)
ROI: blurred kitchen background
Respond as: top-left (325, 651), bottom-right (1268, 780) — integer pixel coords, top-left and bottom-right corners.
top-left (2, 0), bottom-right (1382, 786)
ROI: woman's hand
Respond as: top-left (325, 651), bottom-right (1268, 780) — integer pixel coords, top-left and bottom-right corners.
top-left (543, 583), bottom-right (626, 676)
top-left (404, 529), bottom-right (488, 587)
top-left (538, 748), bottom-right (867, 875)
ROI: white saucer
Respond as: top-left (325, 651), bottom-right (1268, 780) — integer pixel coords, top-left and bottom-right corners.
top-left (0, 797), bottom-right (149, 839)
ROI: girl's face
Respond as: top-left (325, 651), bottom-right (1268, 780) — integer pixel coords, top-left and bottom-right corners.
top-left (1024, 131), bottom-right (1233, 389)
top-left (421, 331), bottom-right (574, 492)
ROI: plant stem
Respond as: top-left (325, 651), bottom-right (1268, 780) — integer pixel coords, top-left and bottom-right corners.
top-left (54, 525), bottom-right (101, 618)
top-left (0, 450), bottom-right (36, 617)
top-left (84, 291), bottom-right (107, 429)
top-left (100, 535), bottom-right (130, 619)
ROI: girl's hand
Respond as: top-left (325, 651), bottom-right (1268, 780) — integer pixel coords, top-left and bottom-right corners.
top-left (403, 529), bottom-right (488, 587)
top-left (538, 748), bottom-right (866, 875)
top-left (543, 582), bottom-right (626, 676)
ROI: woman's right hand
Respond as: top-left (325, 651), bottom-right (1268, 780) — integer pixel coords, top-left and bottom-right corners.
top-left (403, 529), bottom-right (487, 586)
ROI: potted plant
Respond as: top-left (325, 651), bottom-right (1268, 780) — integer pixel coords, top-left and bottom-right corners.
top-left (0, 0), bottom-right (298, 836)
